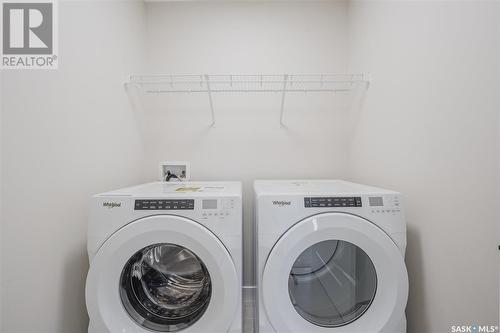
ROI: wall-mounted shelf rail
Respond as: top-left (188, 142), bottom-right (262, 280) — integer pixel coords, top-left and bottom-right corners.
top-left (126, 74), bottom-right (370, 127)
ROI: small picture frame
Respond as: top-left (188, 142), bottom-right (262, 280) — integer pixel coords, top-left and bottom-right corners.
top-left (159, 161), bottom-right (190, 182)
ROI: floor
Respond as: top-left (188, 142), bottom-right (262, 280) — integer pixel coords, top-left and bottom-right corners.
top-left (243, 286), bottom-right (256, 332)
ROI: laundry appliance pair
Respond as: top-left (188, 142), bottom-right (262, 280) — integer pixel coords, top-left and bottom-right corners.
top-left (85, 180), bottom-right (408, 333)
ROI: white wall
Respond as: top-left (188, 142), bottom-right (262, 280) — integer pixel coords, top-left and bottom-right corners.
top-left (348, 1), bottom-right (500, 332)
top-left (141, 1), bottom-right (351, 284)
top-left (1, 2), bottom-right (146, 332)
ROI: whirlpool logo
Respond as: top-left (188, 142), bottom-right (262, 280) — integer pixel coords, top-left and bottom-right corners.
top-left (103, 202), bottom-right (121, 209)
top-left (272, 200), bottom-right (291, 207)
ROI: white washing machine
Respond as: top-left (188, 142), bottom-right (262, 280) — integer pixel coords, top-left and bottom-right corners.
top-left (85, 181), bottom-right (242, 333)
top-left (254, 180), bottom-right (408, 333)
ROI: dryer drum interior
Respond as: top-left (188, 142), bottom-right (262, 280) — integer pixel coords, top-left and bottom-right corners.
top-left (119, 243), bottom-right (212, 332)
top-left (288, 239), bottom-right (377, 328)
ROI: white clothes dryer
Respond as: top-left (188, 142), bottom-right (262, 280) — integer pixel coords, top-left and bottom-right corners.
top-left (86, 182), bottom-right (242, 333)
top-left (254, 180), bottom-right (408, 333)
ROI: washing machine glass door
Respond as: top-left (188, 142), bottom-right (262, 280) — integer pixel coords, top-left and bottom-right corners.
top-left (119, 243), bottom-right (212, 331)
top-left (262, 213), bottom-right (408, 333)
top-left (86, 215), bottom-right (239, 333)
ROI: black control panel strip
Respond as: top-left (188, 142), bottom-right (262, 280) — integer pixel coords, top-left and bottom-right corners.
top-left (135, 199), bottom-right (194, 210)
top-left (305, 197), bottom-right (362, 208)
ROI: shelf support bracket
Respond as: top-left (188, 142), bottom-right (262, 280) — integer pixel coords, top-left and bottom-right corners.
top-left (205, 74), bottom-right (216, 127)
top-left (279, 74), bottom-right (289, 128)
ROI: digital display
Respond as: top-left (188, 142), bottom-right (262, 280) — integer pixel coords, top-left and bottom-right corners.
top-left (369, 197), bottom-right (384, 206)
top-left (202, 199), bottom-right (218, 209)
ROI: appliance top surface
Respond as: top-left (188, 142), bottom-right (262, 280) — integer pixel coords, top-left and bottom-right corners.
top-left (254, 179), bottom-right (399, 196)
top-left (95, 181), bottom-right (242, 198)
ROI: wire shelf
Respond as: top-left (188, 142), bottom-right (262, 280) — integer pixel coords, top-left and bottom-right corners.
top-left (128, 74), bottom-right (368, 94)
top-left (125, 74), bottom-right (370, 127)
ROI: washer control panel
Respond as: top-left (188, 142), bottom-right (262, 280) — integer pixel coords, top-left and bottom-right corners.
top-left (133, 197), bottom-right (239, 221)
top-left (305, 197), bottom-right (362, 208)
top-left (134, 199), bottom-right (194, 210)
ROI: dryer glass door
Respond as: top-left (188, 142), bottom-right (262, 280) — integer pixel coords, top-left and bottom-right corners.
top-left (120, 243), bottom-right (212, 332)
top-left (262, 212), bottom-right (408, 333)
top-left (289, 239), bottom-right (377, 327)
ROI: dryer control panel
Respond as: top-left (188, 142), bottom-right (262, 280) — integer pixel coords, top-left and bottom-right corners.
top-left (304, 197), bottom-right (362, 208)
